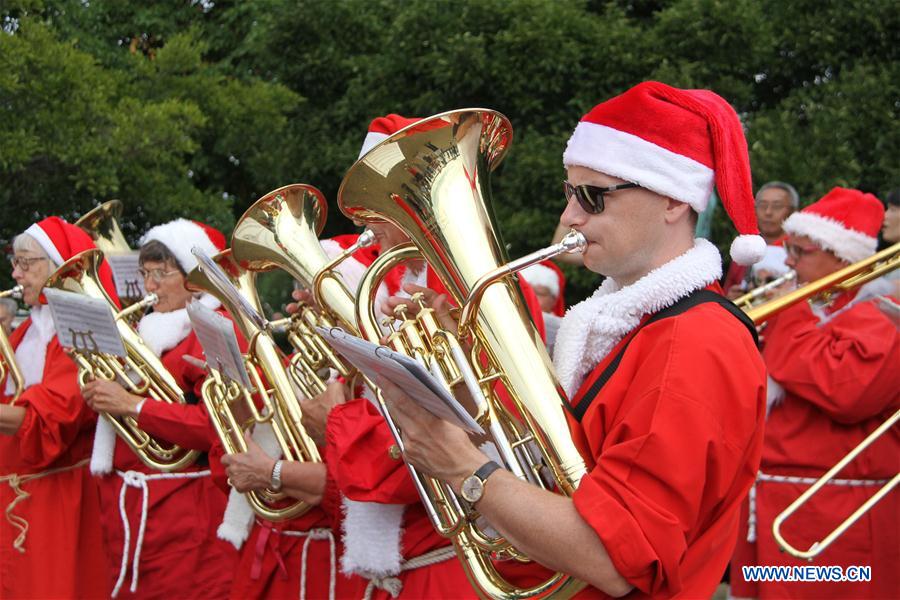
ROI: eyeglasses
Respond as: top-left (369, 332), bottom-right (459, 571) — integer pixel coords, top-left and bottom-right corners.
top-left (10, 256), bottom-right (48, 272)
top-left (138, 268), bottom-right (181, 283)
top-left (563, 180), bottom-right (639, 214)
top-left (785, 243), bottom-right (820, 260)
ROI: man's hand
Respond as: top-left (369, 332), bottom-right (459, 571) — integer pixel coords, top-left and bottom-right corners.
top-left (221, 431), bottom-right (276, 493)
top-left (301, 380), bottom-right (348, 446)
top-left (82, 380), bottom-right (144, 418)
top-left (377, 376), bottom-right (486, 492)
top-left (285, 289), bottom-right (315, 315)
top-left (726, 284), bottom-right (745, 300)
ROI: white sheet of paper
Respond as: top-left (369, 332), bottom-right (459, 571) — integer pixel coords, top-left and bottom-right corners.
top-left (106, 252), bottom-right (146, 299)
top-left (191, 248), bottom-right (267, 330)
top-left (44, 288), bottom-right (126, 357)
top-left (316, 326), bottom-right (483, 434)
top-left (187, 300), bottom-right (251, 388)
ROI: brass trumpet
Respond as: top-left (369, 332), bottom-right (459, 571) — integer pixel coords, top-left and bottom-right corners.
top-left (187, 248), bottom-right (318, 522)
top-left (750, 242), bottom-right (900, 560)
top-left (0, 285), bottom-right (25, 403)
top-left (45, 249), bottom-right (200, 472)
top-left (339, 109), bottom-right (588, 599)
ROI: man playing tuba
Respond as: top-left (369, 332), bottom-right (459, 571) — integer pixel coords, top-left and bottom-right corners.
top-left (379, 82), bottom-right (769, 598)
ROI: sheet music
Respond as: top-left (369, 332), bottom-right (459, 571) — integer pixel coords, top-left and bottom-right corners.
top-left (191, 247), bottom-right (267, 330)
top-left (106, 252), bottom-right (146, 299)
top-left (44, 288), bottom-right (127, 357)
top-left (187, 300), bottom-right (251, 388)
top-left (316, 326), bottom-right (483, 434)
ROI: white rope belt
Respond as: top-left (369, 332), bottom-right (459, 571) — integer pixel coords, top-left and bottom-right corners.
top-left (277, 523), bottom-right (337, 600)
top-left (363, 545), bottom-right (457, 600)
top-left (746, 470), bottom-right (890, 542)
top-left (111, 469), bottom-right (211, 598)
top-left (0, 458), bottom-right (89, 553)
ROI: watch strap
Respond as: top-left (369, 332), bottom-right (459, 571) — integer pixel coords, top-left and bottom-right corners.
top-left (474, 460), bottom-right (503, 484)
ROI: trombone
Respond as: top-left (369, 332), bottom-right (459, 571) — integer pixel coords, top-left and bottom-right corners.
top-left (0, 285), bottom-right (25, 403)
top-left (733, 270), bottom-right (796, 311)
top-left (749, 242), bottom-right (900, 560)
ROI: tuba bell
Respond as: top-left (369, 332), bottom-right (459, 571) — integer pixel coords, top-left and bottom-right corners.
top-left (75, 200), bottom-right (132, 255)
top-left (186, 248), bottom-right (319, 521)
top-left (231, 184), bottom-right (374, 400)
top-left (0, 285), bottom-right (25, 403)
top-left (339, 109), bottom-right (588, 599)
top-left (45, 249), bottom-right (200, 472)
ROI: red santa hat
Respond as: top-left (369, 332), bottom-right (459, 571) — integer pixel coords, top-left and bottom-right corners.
top-left (25, 216), bottom-right (119, 303)
top-left (139, 218), bottom-right (227, 273)
top-left (358, 114), bottom-right (426, 158)
top-left (782, 187), bottom-right (883, 264)
top-left (563, 81), bottom-right (765, 265)
top-left (520, 260), bottom-right (567, 316)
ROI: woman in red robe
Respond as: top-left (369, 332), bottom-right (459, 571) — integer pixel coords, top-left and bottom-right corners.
top-left (0, 217), bottom-right (114, 599)
top-left (80, 219), bottom-right (239, 598)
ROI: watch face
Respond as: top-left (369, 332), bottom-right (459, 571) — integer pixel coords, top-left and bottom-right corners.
top-left (460, 475), bottom-right (483, 503)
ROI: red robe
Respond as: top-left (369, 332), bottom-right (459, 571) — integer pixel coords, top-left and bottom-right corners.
top-left (0, 319), bottom-right (111, 599)
top-left (565, 292), bottom-right (766, 598)
top-left (95, 318), bottom-right (238, 599)
top-left (729, 293), bottom-right (900, 599)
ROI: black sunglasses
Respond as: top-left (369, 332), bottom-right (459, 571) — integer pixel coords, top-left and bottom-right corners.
top-left (563, 180), bottom-right (639, 214)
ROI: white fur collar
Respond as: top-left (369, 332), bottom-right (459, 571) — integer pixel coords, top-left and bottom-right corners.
top-left (137, 294), bottom-right (220, 357)
top-left (5, 307), bottom-right (56, 396)
top-left (552, 239), bottom-right (722, 398)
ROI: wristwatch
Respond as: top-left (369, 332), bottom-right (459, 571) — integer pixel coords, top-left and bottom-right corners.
top-left (270, 460), bottom-right (284, 492)
top-left (460, 460), bottom-right (503, 504)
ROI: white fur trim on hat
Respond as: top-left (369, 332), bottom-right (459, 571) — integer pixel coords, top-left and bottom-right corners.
top-left (24, 224), bottom-right (65, 266)
top-left (340, 498), bottom-right (404, 578)
top-left (359, 132), bottom-right (389, 159)
top-left (140, 219), bottom-right (219, 273)
top-left (553, 238), bottom-right (722, 398)
top-left (563, 122), bottom-right (714, 213)
top-left (520, 264), bottom-right (559, 297)
top-left (217, 422), bottom-right (283, 549)
top-left (783, 212), bottom-right (877, 264)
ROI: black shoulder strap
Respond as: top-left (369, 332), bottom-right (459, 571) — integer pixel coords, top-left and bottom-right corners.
top-left (566, 289), bottom-right (757, 423)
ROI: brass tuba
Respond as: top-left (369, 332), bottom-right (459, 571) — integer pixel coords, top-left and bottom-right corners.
top-left (747, 242), bottom-right (900, 560)
top-left (75, 200), bottom-right (132, 255)
top-left (187, 248), bottom-right (319, 521)
top-left (339, 109), bottom-right (588, 598)
top-left (0, 285), bottom-right (25, 403)
top-left (231, 184), bottom-right (374, 401)
top-left (45, 249), bottom-right (200, 472)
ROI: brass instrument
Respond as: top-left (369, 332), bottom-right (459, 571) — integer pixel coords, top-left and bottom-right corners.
top-left (733, 270), bottom-right (796, 311)
top-left (187, 248), bottom-right (319, 521)
top-left (749, 242), bottom-right (900, 560)
top-left (45, 249), bottom-right (200, 472)
top-left (339, 109), bottom-right (588, 599)
top-left (747, 243), bottom-right (900, 324)
top-left (0, 285), bottom-right (25, 403)
top-left (75, 200), bottom-right (131, 254)
top-left (231, 184), bottom-right (374, 401)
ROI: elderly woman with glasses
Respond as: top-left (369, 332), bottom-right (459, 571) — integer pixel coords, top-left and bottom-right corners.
top-left (79, 219), bottom-right (242, 599)
top-left (0, 217), bottom-right (115, 598)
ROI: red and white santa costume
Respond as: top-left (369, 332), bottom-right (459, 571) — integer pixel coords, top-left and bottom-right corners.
top-left (213, 231), bottom-right (377, 600)
top-left (553, 82), bottom-right (768, 598)
top-left (91, 219), bottom-right (240, 599)
top-left (730, 188), bottom-right (899, 599)
top-left (0, 217), bottom-right (115, 599)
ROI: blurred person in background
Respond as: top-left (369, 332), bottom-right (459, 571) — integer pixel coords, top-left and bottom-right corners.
top-left (0, 297), bottom-right (17, 336)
